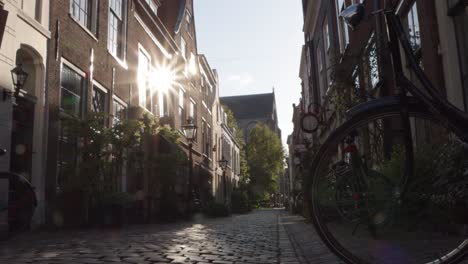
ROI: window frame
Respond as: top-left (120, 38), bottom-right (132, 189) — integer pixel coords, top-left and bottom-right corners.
top-left (145, 0), bottom-right (159, 15)
top-left (336, 0), bottom-right (350, 54)
top-left (158, 90), bottom-right (169, 118)
top-left (59, 59), bottom-right (86, 117)
top-left (108, 0), bottom-right (128, 61)
top-left (364, 33), bottom-right (381, 89)
top-left (91, 81), bottom-right (109, 120)
top-left (112, 95), bottom-right (128, 125)
top-left (70, 0), bottom-right (99, 36)
top-left (180, 37), bottom-right (187, 60)
top-left (323, 17), bottom-right (330, 52)
top-left (405, 1), bottom-right (421, 55)
top-left (178, 87), bottom-right (186, 124)
top-left (138, 45), bottom-right (153, 112)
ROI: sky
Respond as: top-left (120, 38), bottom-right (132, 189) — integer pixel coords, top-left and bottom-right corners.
top-left (194, 0), bottom-right (304, 147)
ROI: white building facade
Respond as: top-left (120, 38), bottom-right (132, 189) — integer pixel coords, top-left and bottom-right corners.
top-left (0, 0), bottom-right (50, 226)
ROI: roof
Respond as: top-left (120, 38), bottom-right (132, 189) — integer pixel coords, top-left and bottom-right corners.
top-left (220, 93), bottom-right (275, 120)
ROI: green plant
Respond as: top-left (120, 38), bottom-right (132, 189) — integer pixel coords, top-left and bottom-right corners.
top-left (98, 192), bottom-right (135, 207)
top-left (231, 188), bottom-right (251, 214)
top-left (380, 142), bottom-right (468, 226)
top-left (203, 202), bottom-right (230, 217)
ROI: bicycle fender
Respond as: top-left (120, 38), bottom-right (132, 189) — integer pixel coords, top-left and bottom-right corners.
top-left (346, 96), bottom-right (424, 119)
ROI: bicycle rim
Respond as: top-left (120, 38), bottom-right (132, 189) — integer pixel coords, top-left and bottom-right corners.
top-left (308, 106), bottom-right (468, 264)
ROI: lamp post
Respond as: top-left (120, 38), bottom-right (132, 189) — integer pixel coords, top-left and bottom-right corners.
top-left (182, 118), bottom-right (197, 215)
top-left (219, 156), bottom-right (228, 205)
top-left (4, 64), bottom-right (28, 102)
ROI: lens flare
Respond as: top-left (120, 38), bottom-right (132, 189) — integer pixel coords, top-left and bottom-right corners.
top-left (151, 65), bottom-right (175, 93)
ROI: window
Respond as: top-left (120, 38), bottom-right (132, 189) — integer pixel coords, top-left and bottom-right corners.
top-left (406, 2), bottom-right (421, 53)
top-left (60, 64), bottom-right (85, 116)
top-left (179, 88), bottom-right (185, 124)
top-left (35, 0), bottom-right (42, 22)
top-left (337, 0), bottom-right (350, 54)
top-left (365, 34), bottom-right (381, 89)
top-left (189, 99), bottom-right (196, 119)
top-left (180, 38), bottom-right (187, 60)
top-left (207, 125), bottom-right (212, 158)
top-left (352, 66), bottom-right (362, 97)
top-left (138, 48), bottom-right (152, 110)
top-left (113, 98), bottom-right (127, 125)
top-left (316, 44), bottom-right (327, 98)
top-left (317, 45), bottom-right (323, 73)
top-left (323, 18), bottom-right (330, 52)
top-left (70, 0), bottom-right (98, 34)
top-left (145, 0), bottom-right (159, 15)
top-left (57, 122), bottom-right (78, 190)
top-left (186, 10), bottom-right (193, 37)
top-left (202, 120), bottom-right (207, 155)
top-left (108, 0), bottom-right (127, 59)
top-left (158, 91), bottom-right (168, 117)
top-left (451, 3), bottom-right (468, 110)
top-left (92, 85), bottom-right (107, 113)
top-left (58, 62), bottom-right (85, 190)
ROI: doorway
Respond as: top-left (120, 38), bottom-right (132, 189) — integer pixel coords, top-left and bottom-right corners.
top-left (10, 96), bottom-right (35, 181)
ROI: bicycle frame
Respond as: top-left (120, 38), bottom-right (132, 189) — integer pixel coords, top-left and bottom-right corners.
top-left (385, 11), bottom-right (468, 141)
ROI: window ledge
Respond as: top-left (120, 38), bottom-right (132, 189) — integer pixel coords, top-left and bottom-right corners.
top-left (138, 105), bottom-right (154, 116)
top-left (108, 50), bottom-right (128, 69)
top-left (68, 14), bottom-right (98, 42)
top-left (17, 10), bottom-right (51, 39)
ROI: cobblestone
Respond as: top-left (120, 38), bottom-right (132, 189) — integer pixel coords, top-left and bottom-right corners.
top-left (0, 209), bottom-right (301, 263)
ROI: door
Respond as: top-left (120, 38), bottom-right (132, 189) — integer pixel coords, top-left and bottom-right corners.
top-left (10, 97), bottom-right (35, 181)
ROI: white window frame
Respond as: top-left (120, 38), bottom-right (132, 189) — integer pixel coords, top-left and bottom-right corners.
top-left (112, 95), bottom-right (128, 125)
top-left (108, 0), bottom-right (128, 62)
top-left (323, 18), bottom-right (330, 52)
top-left (92, 80), bottom-right (109, 114)
top-left (365, 33), bottom-right (381, 89)
top-left (69, 0), bottom-right (99, 36)
top-left (180, 37), bottom-right (187, 60)
top-left (406, 1), bottom-right (421, 53)
top-left (60, 58), bottom-right (86, 117)
top-left (138, 44), bottom-right (153, 111)
top-left (336, 0), bottom-right (350, 54)
top-left (189, 98), bottom-right (196, 119)
top-left (145, 0), bottom-right (160, 15)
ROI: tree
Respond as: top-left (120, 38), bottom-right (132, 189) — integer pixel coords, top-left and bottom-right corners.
top-left (246, 124), bottom-right (284, 203)
top-left (223, 106), bottom-right (249, 181)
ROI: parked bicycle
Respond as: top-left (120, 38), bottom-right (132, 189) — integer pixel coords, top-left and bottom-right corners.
top-left (0, 149), bottom-right (37, 233)
top-left (302, 3), bottom-right (468, 264)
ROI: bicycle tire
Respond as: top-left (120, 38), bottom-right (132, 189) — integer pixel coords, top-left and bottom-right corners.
top-left (306, 103), bottom-right (468, 264)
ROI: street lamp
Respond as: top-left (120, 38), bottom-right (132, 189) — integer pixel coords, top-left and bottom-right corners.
top-left (4, 64), bottom-right (28, 101)
top-left (219, 156), bottom-right (228, 204)
top-left (182, 118), bottom-right (197, 215)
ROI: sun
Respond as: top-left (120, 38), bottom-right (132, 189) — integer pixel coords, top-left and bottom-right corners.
top-left (150, 64), bottom-right (176, 94)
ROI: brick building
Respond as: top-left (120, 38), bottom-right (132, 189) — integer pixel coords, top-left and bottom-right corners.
top-left (43, 0), bottom-right (223, 225)
top-left (291, 0), bottom-right (468, 216)
top-left (299, 0), bottom-right (467, 143)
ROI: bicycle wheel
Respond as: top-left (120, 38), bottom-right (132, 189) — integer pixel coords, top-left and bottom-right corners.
top-left (334, 164), bottom-right (394, 227)
top-left (307, 103), bottom-right (468, 264)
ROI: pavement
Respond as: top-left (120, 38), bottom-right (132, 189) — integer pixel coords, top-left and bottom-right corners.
top-left (0, 209), bottom-right (318, 264)
top-left (3, 209), bottom-right (464, 264)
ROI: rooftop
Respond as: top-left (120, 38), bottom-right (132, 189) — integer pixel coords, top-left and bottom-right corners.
top-left (220, 92), bottom-right (275, 120)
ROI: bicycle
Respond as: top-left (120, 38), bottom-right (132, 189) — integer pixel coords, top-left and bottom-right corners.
top-left (302, 3), bottom-right (468, 264)
top-left (0, 149), bottom-right (37, 233)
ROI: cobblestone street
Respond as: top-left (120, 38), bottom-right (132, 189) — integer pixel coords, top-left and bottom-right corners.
top-left (0, 209), bottom-right (324, 264)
